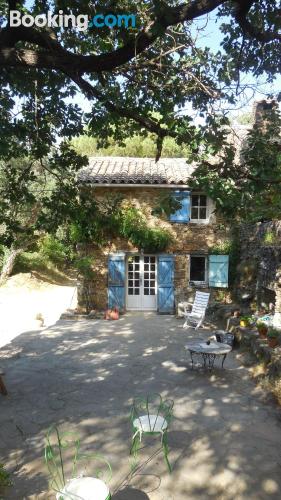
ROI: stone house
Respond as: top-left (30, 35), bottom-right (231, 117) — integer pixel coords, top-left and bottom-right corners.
top-left (77, 157), bottom-right (230, 314)
top-left (236, 221), bottom-right (281, 328)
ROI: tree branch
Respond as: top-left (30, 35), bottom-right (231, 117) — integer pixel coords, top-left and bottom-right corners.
top-left (0, 0), bottom-right (228, 74)
top-left (67, 72), bottom-right (172, 138)
top-left (234, 0), bottom-right (281, 42)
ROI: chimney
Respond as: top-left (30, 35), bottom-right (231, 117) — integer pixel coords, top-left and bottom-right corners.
top-left (253, 99), bottom-right (278, 129)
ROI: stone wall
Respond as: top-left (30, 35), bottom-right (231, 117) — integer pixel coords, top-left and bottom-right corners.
top-left (236, 220), bottom-right (281, 327)
top-left (77, 186), bottom-right (230, 312)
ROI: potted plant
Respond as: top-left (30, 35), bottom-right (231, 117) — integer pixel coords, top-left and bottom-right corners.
top-left (0, 463), bottom-right (12, 490)
top-left (257, 321), bottom-right (268, 339)
top-left (267, 328), bottom-right (280, 349)
top-left (240, 316), bottom-right (251, 328)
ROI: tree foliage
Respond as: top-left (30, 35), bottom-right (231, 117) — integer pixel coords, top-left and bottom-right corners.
top-left (72, 134), bottom-right (191, 158)
top-left (191, 104), bottom-right (281, 222)
top-left (117, 206), bottom-right (173, 253)
top-left (0, 0), bottom-right (280, 277)
top-left (0, 1), bottom-right (280, 158)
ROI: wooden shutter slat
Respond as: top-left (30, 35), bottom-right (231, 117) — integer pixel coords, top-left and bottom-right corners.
top-left (108, 254), bottom-right (125, 311)
top-left (208, 255), bottom-right (229, 288)
top-left (157, 255), bottom-right (174, 314)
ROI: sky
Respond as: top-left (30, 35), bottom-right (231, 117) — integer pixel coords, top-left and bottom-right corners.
top-left (70, 9), bottom-right (281, 119)
top-left (12, 2), bottom-right (281, 119)
top-left (192, 11), bottom-right (281, 118)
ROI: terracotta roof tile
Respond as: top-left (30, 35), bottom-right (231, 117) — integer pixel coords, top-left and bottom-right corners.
top-left (78, 157), bottom-right (196, 186)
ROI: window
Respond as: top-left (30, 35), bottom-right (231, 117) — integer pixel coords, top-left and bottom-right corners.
top-left (190, 256), bottom-right (207, 283)
top-left (191, 194), bottom-right (208, 221)
top-left (189, 254), bottom-right (229, 287)
top-left (169, 190), bottom-right (190, 223)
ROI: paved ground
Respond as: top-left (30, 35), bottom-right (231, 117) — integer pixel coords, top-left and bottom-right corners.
top-left (0, 313), bottom-right (281, 500)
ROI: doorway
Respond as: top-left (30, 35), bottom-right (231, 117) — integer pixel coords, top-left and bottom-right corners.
top-left (126, 255), bottom-right (157, 310)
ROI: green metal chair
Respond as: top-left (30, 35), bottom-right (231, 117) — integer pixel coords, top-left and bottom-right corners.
top-left (130, 394), bottom-right (174, 473)
top-left (44, 425), bottom-right (112, 499)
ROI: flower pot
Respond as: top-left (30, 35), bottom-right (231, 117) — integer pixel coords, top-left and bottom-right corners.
top-left (258, 327), bottom-right (268, 339)
top-left (268, 338), bottom-right (278, 349)
top-left (240, 320), bottom-right (248, 327)
top-left (105, 307), bottom-right (119, 320)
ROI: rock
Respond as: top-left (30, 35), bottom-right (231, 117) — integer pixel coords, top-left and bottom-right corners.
top-left (94, 311), bottom-right (105, 319)
top-left (60, 312), bottom-right (88, 320)
top-left (268, 347), bottom-right (281, 377)
top-left (233, 326), bottom-right (258, 346)
top-left (226, 316), bottom-right (240, 332)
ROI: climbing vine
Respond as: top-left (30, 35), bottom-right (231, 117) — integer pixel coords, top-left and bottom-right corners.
top-left (119, 207), bottom-right (173, 252)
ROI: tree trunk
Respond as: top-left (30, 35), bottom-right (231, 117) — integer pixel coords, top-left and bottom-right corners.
top-left (0, 248), bottom-right (24, 286)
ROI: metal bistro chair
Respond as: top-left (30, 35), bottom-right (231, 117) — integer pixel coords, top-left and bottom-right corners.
top-left (45, 426), bottom-right (112, 500)
top-left (183, 291), bottom-right (210, 330)
top-left (130, 394), bottom-right (174, 473)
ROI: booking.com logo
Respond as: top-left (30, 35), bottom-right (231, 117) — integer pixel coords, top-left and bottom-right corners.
top-left (9, 11), bottom-right (137, 31)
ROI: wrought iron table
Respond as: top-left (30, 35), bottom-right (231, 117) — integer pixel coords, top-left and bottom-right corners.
top-left (185, 340), bottom-right (232, 370)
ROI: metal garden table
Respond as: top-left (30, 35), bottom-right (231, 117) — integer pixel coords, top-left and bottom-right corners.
top-left (185, 340), bottom-right (232, 370)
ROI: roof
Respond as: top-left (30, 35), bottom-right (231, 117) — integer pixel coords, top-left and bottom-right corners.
top-left (78, 157), bottom-right (197, 186)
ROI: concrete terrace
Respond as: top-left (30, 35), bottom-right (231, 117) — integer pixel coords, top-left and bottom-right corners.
top-left (0, 313), bottom-right (281, 499)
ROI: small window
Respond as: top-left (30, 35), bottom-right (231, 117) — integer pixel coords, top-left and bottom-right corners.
top-left (190, 256), bottom-right (207, 283)
top-left (169, 190), bottom-right (190, 223)
top-left (191, 194), bottom-right (207, 221)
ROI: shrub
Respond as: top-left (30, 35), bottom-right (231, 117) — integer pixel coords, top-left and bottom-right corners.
top-left (13, 251), bottom-right (47, 274)
top-left (119, 207), bottom-right (172, 252)
top-left (74, 257), bottom-right (95, 280)
top-left (0, 463), bottom-right (12, 488)
top-left (267, 328), bottom-right (280, 339)
top-left (209, 240), bottom-right (232, 255)
top-left (39, 235), bottom-right (69, 266)
top-left (263, 230), bottom-right (277, 246)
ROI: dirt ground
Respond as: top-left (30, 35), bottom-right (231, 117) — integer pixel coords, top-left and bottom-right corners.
top-left (0, 273), bottom-right (77, 348)
top-left (1, 313), bottom-right (281, 499)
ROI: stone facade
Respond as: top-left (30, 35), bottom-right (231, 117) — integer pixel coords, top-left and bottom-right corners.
top-left (236, 221), bottom-right (281, 328)
top-left (78, 186), bottom-right (230, 312)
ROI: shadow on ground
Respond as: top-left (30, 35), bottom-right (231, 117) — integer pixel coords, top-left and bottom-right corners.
top-left (0, 313), bottom-right (281, 499)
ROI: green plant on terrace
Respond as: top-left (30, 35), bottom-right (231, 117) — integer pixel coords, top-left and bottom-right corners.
top-left (267, 328), bottom-right (280, 339)
top-left (209, 240), bottom-right (232, 255)
top-left (263, 230), bottom-right (277, 246)
top-left (0, 463), bottom-right (12, 489)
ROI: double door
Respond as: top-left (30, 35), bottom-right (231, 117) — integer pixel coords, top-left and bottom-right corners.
top-left (126, 255), bottom-right (157, 310)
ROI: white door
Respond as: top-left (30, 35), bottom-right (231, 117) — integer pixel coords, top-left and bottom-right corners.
top-left (126, 255), bottom-right (157, 310)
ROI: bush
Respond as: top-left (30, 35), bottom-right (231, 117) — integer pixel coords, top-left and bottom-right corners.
top-left (0, 463), bottom-right (12, 488)
top-left (119, 207), bottom-right (172, 252)
top-left (209, 240), bottom-right (232, 255)
top-left (39, 235), bottom-right (69, 266)
top-left (263, 230), bottom-right (277, 246)
top-left (74, 257), bottom-right (95, 280)
top-left (0, 245), bottom-right (5, 270)
top-left (267, 328), bottom-right (280, 339)
top-left (13, 252), bottom-right (47, 274)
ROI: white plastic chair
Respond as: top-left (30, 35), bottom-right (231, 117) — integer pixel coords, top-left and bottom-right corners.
top-left (183, 291), bottom-right (210, 329)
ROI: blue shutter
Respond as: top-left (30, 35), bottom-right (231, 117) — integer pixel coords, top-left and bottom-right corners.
top-left (157, 255), bottom-right (174, 313)
top-left (170, 190), bottom-right (190, 223)
top-left (209, 255), bottom-right (229, 288)
top-left (108, 254), bottom-right (125, 311)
